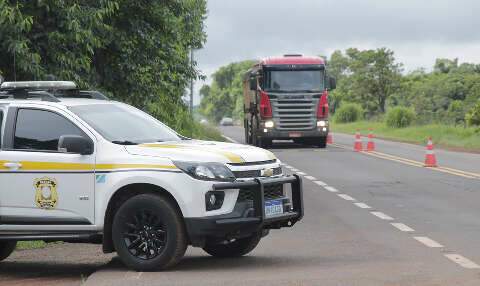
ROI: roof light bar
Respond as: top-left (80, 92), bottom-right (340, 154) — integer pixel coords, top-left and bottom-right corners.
top-left (0, 81), bottom-right (77, 90)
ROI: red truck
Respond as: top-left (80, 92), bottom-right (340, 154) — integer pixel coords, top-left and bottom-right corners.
top-left (243, 54), bottom-right (336, 148)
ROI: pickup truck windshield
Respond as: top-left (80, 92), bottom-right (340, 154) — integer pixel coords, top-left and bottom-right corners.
top-left (70, 103), bottom-right (181, 144)
top-left (265, 69), bottom-right (324, 92)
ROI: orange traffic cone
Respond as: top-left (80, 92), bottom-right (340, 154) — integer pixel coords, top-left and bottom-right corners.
top-left (354, 130), bottom-right (363, 152)
top-left (327, 133), bottom-right (333, 144)
top-left (366, 129), bottom-right (375, 152)
top-left (424, 137), bottom-right (438, 167)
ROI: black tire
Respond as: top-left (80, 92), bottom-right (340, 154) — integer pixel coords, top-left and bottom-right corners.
top-left (202, 232), bottom-right (262, 258)
top-left (317, 136), bottom-right (327, 148)
top-left (112, 194), bottom-right (187, 271)
top-left (259, 138), bottom-right (272, 148)
top-left (0, 241), bottom-right (16, 262)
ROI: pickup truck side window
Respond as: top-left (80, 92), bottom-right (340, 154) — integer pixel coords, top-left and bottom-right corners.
top-left (13, 109), bottom-right (86, 151)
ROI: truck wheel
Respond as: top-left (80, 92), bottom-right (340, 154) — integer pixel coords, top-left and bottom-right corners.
top-left (203, 232), bottom-right (262, 258)
top-left (317, 136), bottom-right (327, 148)
top-left (0, 241), bottom-right (16, 262)
top-left (259, 138), bottom-right (272, 148)
top-left (112, 194), bottom-right (187, 271)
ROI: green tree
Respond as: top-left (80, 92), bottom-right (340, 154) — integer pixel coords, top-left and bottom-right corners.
top-left (200, 60), bottom-right (255, 122)
top-left (0, 0), bottom-right (208, 137)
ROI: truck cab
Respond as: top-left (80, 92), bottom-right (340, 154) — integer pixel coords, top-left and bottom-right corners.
top-left (244, 55), bottom-right (336, 148)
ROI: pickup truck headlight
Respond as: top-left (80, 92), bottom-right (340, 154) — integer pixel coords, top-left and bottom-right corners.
top-left (173, 161), bottom-right (235, 182)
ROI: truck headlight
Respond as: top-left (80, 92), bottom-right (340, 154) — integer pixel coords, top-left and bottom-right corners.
top-left (317, 120), bottom-right (327, 127)
top-left (264, 120), bottom-right (274, 128)
top-left (173, 161), bottom-right (235, 182)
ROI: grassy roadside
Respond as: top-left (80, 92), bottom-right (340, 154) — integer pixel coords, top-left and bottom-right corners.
top-left (331, 121), bottom-right (480, 152)
top-left (192, 123), bottom-right (226, 141)
top-left (16, 241), bottom-right (48, 250)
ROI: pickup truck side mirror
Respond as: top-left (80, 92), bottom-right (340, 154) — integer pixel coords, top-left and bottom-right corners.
top-left (327, 76), bottom-right (336, 90)
top-left (58, 135), bottom-right (94, 155)
top-left (249, 77), bottom-right (257, 91)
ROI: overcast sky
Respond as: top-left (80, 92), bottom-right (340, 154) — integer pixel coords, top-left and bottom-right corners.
top-left (193, 0), bottom-right (480, 104)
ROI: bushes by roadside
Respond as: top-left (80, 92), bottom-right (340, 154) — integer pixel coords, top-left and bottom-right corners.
top-left (465, 102), bottom-right (480, 127)
top-left (334, 103), bottom-right (363, 123)
top-left (385, 107), bottom-right (416, 128)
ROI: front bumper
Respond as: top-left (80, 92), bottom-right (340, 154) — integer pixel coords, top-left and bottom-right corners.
top-left (185, 175), bottom-right (304, 247)
top-left (258, 127), bottom-right (329, 139)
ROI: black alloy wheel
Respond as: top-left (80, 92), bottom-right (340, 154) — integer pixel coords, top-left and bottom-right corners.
top-left (123, 209), bottom-right (167, 260)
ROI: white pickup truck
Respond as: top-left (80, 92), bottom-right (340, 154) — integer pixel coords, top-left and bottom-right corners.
top-left (0, 81), bottom-right (304, 271)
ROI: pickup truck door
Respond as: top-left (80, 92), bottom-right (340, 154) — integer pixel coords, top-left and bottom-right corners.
top-left (0, 105), bottom-right (96, 225)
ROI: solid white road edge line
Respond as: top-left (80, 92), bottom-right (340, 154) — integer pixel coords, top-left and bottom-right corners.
top-left (304, 175), bottom-right (316, 180)
top-left (324, 186), bottom-right (339, 193)
top-left (391, 223), bottom-right (415, 232)
top-left (413, 236), bottom-right (444, 248)
top-left (221, 135), bottom-right (239, 144)
top-left (354, 202), bottom-right (371, 209)
top-left (444, 254), bottom-right (480, 269)
top-left (338, 194), bottom-right (356, 201)
top-left (296, 171), bottom-right (307, 175)
top-left (370, 211), bottom-right (394, 220)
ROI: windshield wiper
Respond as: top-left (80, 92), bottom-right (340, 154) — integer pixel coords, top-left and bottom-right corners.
top-left (111, 140), bottom-right (138, 145)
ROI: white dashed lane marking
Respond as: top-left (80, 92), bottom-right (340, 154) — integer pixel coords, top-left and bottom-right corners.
top-left (354, 202), bottom-right (371, 209)
top-left (414, 237), bottom-right (444, 248)
top-left (324, 186), bottom-right (339, 193)
top-left (337, 194), bottom-right (356, 201)
top-left (313, 180), bottom-right (328, 187)
top-left (370, 211), bottom-right (394, 221)
top-left (296, 171), bottom-right (307, 175)
top-left (304, 175), bottom-right (316, 180)
top-left (391, 223), bottom-right (415, 232)
top-left (290, 168), bottom-right (300, 172)
top-left (444, 254), bottom-right (480, 269)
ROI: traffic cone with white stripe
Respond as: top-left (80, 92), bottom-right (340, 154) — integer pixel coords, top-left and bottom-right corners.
top-left (354, 130), bottom-right (363, 152)
top-left (424, 137), bottom-right (438, 167)
top-left (366, 129), bottom-right (375, 152)
top-left (327, 133), bottom-right (333, 144)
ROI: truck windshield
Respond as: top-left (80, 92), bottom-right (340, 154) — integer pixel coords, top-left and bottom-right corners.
top-left (69, 103), bottom-right (181, 144)
top-left (265, 69), bottom-right (324, 92)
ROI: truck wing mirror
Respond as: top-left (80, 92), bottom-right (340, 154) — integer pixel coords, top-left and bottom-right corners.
top-left (249, 78), bottom-right (257, 91)
top-left (58, 135), bottom-right (94, 155)
top-left (327, 76), bottom-right (336, 90)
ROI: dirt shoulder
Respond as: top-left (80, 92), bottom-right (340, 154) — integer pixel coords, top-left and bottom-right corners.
top-left (0, 243), bottom-right (114, 286)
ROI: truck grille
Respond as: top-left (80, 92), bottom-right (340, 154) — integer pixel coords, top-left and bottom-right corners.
top-left (233, 167), bottom-right (282, 179)
top-left (271, 95), bottom-right (318, 130)
top-left (237, 184), bottom-right (284, 202)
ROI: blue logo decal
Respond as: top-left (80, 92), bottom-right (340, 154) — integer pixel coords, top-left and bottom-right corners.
top-left (96, 174), bottom-right (106, 184)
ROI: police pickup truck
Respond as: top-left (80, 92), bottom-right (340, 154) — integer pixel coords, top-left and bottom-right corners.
top-left (0, 81), bottom-right (303, 271)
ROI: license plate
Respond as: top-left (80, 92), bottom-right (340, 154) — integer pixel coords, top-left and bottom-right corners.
top-left (289, 132), bottom-right (302, 138)
top-left (265, 199), bottom-right (284, 217)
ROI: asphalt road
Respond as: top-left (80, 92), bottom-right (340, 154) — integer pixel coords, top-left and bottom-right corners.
top-left (82, 126), bottom-right (480, 286)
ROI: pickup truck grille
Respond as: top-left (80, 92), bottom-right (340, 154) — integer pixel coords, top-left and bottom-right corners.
top-left (237, 183), bottom-right (284, 202)
top-left (270, 95), bottom-right (318, 131)
top-left (233, 167), bottom-right (282, 179)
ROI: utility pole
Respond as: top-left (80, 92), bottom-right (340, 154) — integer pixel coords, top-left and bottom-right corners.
top-left (189, 48), bottom-right (194, 114)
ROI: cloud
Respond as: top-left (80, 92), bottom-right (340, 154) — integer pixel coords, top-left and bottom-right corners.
top-left (194, 0), bottom-right (480, 104)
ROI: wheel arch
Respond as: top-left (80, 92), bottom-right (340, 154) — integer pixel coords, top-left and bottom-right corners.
top-left (102, 183), bottom-right (184, 253)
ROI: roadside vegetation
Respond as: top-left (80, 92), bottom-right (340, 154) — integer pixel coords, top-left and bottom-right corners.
top-left (0, 0), bottom-right (224, 140)
top-left (332, 121), bottom-right (480, 151)
top-left (329, 48), bottom-right (480, 150)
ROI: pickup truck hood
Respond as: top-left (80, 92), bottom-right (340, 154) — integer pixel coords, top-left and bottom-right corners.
top-left (125, 140), bottom-right (277, 164)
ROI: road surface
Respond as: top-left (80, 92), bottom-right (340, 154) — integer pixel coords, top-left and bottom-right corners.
top-left (84, 126), bottom-right (480, 286)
